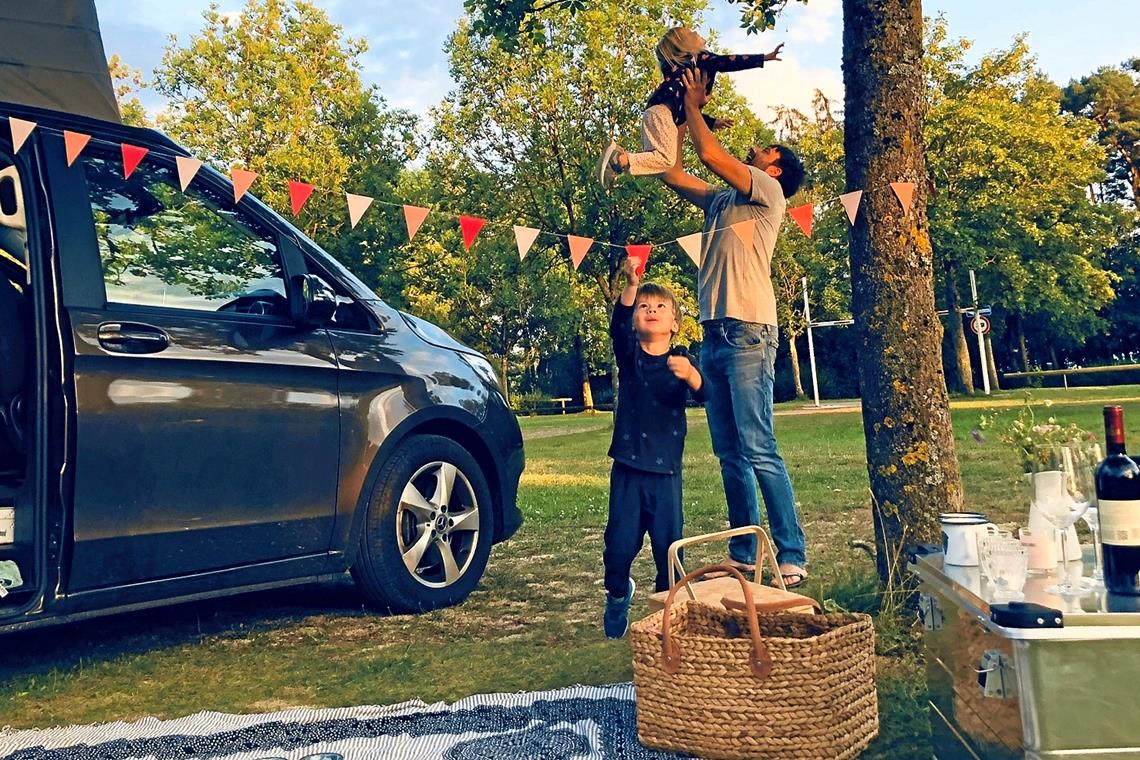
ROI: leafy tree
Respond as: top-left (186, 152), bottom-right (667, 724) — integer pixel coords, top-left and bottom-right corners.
top-left (428, 0), bottom-right (772, 406)
top-left (464, 0), bottom-right (807, 51)
top-left (1062, 59), bottom-right (1140, 206)
top-left (108, 54), bottom-right (151, 128)
top-left (151, 0), bottom-right (415, 298)
top-left (926, 26), bottom-right (1118, 383)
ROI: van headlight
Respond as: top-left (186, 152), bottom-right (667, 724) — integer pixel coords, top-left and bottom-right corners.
top-left (461, 353), bottom-right (504, 396)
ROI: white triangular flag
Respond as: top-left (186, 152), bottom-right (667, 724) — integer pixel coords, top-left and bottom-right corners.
top-left (730, 220), bottom-right (755, 249)
top-left (175, 156), bottom-right (203, 191)
top-left (839, 191), bottom-right (863, 225)
top-left (676, 232), bottom-right (702, 267)
top-left (346, 193), bottom-right (374, 229)
top-left (8, 117), bottom-right (36, 153)
top-left (513, 225), bottom-right (540, 260)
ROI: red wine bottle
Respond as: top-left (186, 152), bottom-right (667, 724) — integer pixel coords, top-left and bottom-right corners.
top-left (1097, 406), bottom-right (1140, 595)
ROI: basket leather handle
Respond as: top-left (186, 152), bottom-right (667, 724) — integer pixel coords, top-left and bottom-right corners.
top-left (660, 563), bottom-right (772, 680)
top-left (721, 596), bottom-right (822, 614)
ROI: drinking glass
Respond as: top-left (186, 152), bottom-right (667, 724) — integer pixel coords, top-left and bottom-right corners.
top-left (1028, 442), bottom-right (1096, 596)
top-left (979, 534), bottom-right (1029, 600)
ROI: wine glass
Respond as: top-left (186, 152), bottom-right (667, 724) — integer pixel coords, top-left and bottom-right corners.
top-left (1028, 442), bottom-right (1094, 596)
top-left (1078, 442), bottom-right (1106, 591)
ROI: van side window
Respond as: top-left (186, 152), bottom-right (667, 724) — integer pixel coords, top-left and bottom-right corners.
top-left (83, 152), bottom-right (289, 318)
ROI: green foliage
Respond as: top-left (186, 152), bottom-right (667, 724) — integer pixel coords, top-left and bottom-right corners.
top-left (1062, 59), bottom-right (1140, 206)
top-left (464, 0), bottom-right (808, 52)
top-left (152, 0), bottom-right (416, 299)
top-left (108, 53), bottom-right (151, 128)
top-left (925, 20), bottom-right (1120, 351)
top-left (977, 392), bottom-right (1094, 472)
top-left (425, 0), bottom-right (774, 396)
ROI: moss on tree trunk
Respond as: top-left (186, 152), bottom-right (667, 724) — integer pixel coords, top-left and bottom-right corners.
top-left (843, 0), bottom-right (964, 585)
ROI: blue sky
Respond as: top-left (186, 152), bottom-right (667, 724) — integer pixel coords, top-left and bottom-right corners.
top-left (98, 0), bottom-right (1139, 121)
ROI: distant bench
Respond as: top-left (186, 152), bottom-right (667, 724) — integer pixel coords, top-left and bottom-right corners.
top-left (1003, 363), bottom-right (1140, 388)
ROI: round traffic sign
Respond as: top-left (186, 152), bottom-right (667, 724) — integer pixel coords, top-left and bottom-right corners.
top-left (970, 315), bottom-right (991, 335)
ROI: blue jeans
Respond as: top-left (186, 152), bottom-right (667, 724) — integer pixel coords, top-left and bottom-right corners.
top-left (702, 319), bottom-right (806, 567)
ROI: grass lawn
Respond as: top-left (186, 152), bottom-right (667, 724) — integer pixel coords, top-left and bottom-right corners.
top-left (3, 385), bottom-right (1139, 758)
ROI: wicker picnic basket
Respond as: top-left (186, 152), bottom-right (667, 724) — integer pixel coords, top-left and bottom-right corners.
top-left (630, 564), bottom-right (878, 760)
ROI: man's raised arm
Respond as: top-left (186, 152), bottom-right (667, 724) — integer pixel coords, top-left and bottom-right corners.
top-left (660, 117), bottom-right (716, 213)
top-left (681, 68), bottom-right (753, 197)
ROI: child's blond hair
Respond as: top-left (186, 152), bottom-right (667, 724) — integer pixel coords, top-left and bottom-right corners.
top-left (655, 26), bottom-right (705, 75)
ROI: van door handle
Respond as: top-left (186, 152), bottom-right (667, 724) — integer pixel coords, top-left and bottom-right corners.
top-left (97, 322), bottom-right (171, 354)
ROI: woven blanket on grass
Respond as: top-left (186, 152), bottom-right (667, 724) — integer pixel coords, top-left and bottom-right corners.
top-left (0, 683), bottom-right (685, 760)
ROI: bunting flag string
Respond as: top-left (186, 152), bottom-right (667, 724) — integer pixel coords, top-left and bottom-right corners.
top-left (8, 117), bottom-right (36, 154)
top-left (403, 205), bottom-right (431, 241)
top-left (63, 130), bottom-right (90, 166)
top-left (231, 169), bottom-right (258, 203)
top-left (175, 156), bottom-right (203, 191)
top-left (676, 232), bottom-right (703, 267)
top-left (568, 235), bottom-right (593, 270)
top-left (891, 182), bottom-right (915, 214)
top-left (15, 121), bottom-right (929, 274)
top-left (121, 144), bottom-right (149, 180)
top-left (458, 215), bottom-right (486, 250)
top-left (288, 180), bottom-right (315, 216)
top-left (346, 193), bottom-right (374, 229)
top-left (625, 244), bottom-right (651, 277)
top-left (839, 190), bottom-right (863, 225)
top-left (788, 203), bottom-right (814, 238)
top-left (513, 225), bottom-right (541, 260)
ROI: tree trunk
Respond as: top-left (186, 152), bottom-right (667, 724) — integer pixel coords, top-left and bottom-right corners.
top-left (843, 0), bottom-right (964, 586)
top-left (499, 352), bottom-right (511, 406)
top-left (787, 331), bottom-right (807, 400)
top-left (575, 331), bottom-right (594, 414)
top-left (1015, 315), bottom-right (1031, 372)
top-left (984, 332), bottom-right (1002, 391)
top-left (943, 261), bottom-right (974, 394)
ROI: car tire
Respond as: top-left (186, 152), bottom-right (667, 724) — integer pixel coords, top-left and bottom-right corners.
top-left (352, 434), bottom-right (494, 614)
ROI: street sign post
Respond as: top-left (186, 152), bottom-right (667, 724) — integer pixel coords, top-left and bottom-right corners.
top-left (970, 270), bottom-right (991, 394)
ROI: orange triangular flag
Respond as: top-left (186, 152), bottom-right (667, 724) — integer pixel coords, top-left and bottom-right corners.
top-left (121, 144), bottom-right (148, 179)
top-left (231, 169), bottom-right (258, 202)
top-left (568, 235), bottom-right (593, 269)
top-left (839, 190), bottom-right (863, 225)
top-left (625, 244), bottom-right (652, 277)
top-left (8, 117), bottom-right (36, 153)
top-left (513, 225), bottom-right (540, 260)
top-left (175, 156), bottom-right (203, 191)
top-left (459, 215), bottom-right (486, 250)
top-left (403, 205), bottom-right (430, 241)
top-left (346, 193), bottom-right (373, 228)
top-left (891, 182), bottom-right (915, 214)
top-left (288, 180), bottom-right (315, 216)
top-left (63, 131), bottom-right (90, 166)
top-left (676, 232), bottom-right (702, 267)
top-left (788, 204), bottom-right (814, 238)
top-left (730, 220), bottom-right (755, 249)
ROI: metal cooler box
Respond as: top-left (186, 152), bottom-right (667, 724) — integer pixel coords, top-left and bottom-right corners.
top-left (911, 549), bottom-right (1140, 759)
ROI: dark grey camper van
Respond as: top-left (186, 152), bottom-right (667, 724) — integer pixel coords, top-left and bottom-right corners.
top-left (0, 100), bottom-right (524, 633)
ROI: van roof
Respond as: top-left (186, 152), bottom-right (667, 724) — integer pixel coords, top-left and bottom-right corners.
top-left (1, 100), bottom-right (186, 156)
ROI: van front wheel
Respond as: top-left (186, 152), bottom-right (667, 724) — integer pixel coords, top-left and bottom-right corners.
top-left (352, 434), bottom-right (494, 613)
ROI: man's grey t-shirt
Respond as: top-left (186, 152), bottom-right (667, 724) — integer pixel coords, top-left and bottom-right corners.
top-left (698, 165), bottom-right (786, 326)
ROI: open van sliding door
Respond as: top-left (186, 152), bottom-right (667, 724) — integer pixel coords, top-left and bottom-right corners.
top-left (42, 133), bottom-right (341, 603)
top-left (0, 117), bottom-right (55, 620)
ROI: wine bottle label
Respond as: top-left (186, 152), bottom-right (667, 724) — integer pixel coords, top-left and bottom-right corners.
top-left (1099, 499), bottom-right (1140, 546)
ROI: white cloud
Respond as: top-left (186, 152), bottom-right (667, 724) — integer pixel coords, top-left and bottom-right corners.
top-left (785, 0), bottom-right (841, 44)
top-left (723, 60), bottom-right (844, 124)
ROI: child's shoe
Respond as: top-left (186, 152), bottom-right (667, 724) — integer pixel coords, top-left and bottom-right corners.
top-left (596, 140), bottom-right (620, 190)
top-left (603, 578), bottom-right (635, 639)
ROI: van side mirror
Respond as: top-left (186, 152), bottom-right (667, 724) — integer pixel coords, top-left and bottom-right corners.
top-left (290, 274), bottom-right (337, 328)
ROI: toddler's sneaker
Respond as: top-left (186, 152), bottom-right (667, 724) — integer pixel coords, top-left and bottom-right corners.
top-left (596, 140), bottom-right (619, 190)
top-left (603, 578), bottom-right (635, 639)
